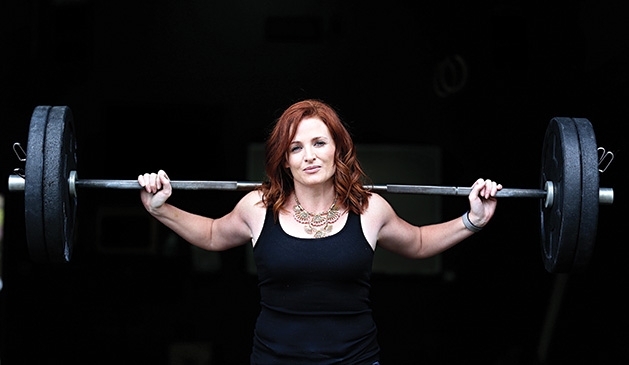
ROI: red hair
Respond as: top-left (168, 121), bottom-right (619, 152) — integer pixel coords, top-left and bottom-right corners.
top-left (258, 99), bottom-right (372, 220)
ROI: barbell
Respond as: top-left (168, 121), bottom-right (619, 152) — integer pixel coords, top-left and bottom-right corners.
top-left (8, 105), bottom-right (615, 273)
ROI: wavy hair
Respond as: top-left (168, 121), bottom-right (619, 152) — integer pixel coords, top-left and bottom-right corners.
top-left (258, 99), bottom-right (372, 220)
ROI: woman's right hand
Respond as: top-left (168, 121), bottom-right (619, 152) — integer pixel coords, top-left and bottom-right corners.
top-left (138, 169), bottom-right (172, 213)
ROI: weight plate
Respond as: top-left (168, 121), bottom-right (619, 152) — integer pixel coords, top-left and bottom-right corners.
top-left (571, 118), bottom-right (599, 272)
top-left (43, 106), bottom-right (77, 263)
top-left (24, 106), bottom-right (51, 262)
top-left (540, 118), bottom-right (582, 273)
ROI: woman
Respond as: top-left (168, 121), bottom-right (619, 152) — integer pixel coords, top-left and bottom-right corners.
top-left (138, 99), bottom-right (502, 364)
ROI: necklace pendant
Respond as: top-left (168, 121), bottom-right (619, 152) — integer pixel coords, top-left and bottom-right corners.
top-left (327, 206), bottom-right (340, 223)
top-left (311, 213), bottom-right (327, 227)
top-left (293, 206), bottom-right (310, 224)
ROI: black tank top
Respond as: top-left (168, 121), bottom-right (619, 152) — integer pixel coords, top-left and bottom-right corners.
top-left (250, 208), bottom-right (380, 364)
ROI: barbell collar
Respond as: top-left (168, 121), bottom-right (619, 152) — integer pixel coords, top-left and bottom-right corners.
top-left (599, 187), bottom-right (614, 205)
top-left (544, 181), bottom-right (554, 209)
top-left (8, 173), bottom-right (24, 192)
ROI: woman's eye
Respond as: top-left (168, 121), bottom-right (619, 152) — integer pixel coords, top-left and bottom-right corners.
top-left (290, 146), bottom-right (302, 153)
top-left (315, 141), bottom-right (326, 147)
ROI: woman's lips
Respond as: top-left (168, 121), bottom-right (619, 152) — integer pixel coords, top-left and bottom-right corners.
top-left (304, 166), bottom-right (321, 173)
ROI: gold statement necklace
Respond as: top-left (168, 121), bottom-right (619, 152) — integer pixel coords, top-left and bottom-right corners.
top-left (293, 193), bottom-right (341, 238)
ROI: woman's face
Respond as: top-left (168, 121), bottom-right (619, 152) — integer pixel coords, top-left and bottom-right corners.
top-left (286, 117), bottom-right (336, 189)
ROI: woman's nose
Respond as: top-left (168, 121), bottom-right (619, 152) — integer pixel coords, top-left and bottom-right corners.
top-left (303, 147), bottom-right (316, 161)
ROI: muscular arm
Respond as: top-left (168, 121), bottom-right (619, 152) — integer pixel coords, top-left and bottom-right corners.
top-left (366, 178), bottom-right (500, 259)
top-left (148, 197), bottom-right (256, 251)
top-left (363, 194), bottom-right (474, 259)
top-left (139, 170), bottom-right (262, 251)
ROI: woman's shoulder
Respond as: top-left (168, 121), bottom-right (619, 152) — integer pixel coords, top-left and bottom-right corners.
top-left (358, 192), bottom-right (395, 249)
top-left (230, 190), bottom-right (267, 220)
top-left (365, 191), bottom-right (388, 206)
top-left (238, 189), bottom-right (266, 209)
top-left (363, 192), bottom-right (396, 218)
top-left (234, 190), bottom-right (267, 243)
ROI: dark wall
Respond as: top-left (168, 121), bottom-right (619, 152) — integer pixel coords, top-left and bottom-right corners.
top-left (0, 1), bottom-right (626, 364)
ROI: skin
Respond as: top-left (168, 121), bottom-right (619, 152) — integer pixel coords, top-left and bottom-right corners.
top-left (138, 117), bottom-right (502, 258)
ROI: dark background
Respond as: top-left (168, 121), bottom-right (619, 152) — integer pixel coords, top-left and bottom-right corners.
top-left (0, 1), bottom-right (626, 364)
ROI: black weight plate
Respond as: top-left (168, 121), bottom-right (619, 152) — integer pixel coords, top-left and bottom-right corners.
top-left (572, 118), bottom-right (599, 272)
top-left (540, 118), bottom-right (582, 273)
top-left (24, 106), bottom-right (52, 262)
top-left (43, 106), bottom-right (77, 263)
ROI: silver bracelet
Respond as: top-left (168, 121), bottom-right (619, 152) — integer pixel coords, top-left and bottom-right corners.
top-left (462, 211), bottom-right (482, 233)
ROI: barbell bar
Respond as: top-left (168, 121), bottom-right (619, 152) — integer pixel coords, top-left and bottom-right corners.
top-left (7, 105), bottom-right (615, 273)
top-left (7, 172), bottom-right (616, 204)
top-left (7, 171), bottom-right (548, 197)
